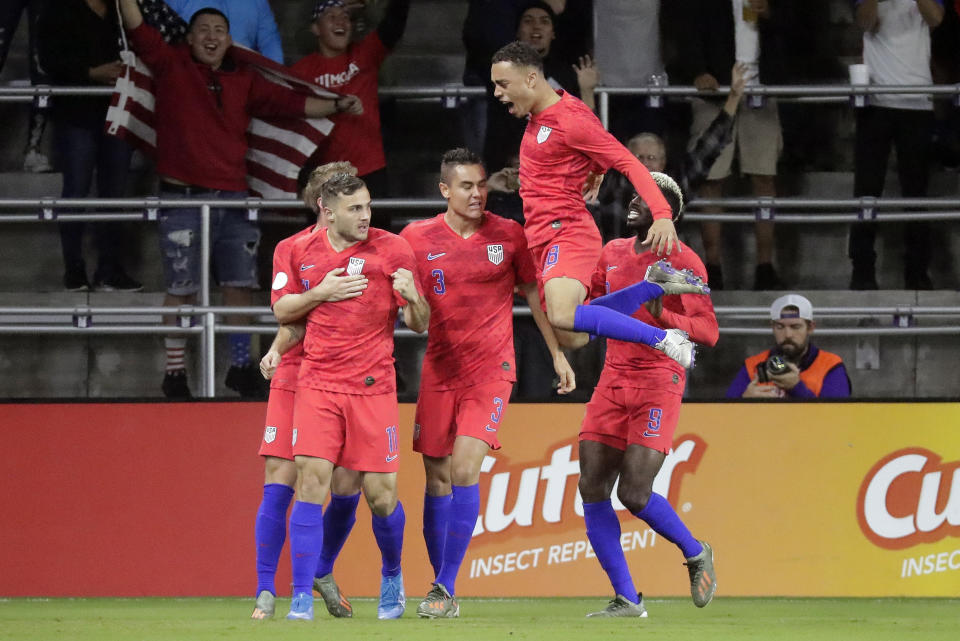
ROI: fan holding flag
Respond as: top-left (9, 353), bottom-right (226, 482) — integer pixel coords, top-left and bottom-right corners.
top-left (113, 0), bottom-right (361, 398)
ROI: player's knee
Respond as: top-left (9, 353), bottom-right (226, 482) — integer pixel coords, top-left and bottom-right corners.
top-left (425, 476), bottom-right (451, 496)
top-left (366, 491), bottom-right (398, 518)
top-left (616, 483), bottom-right (653, 515)
top-left (578, 474), bottom-right (612, 504)
top-left (451, 460), bottom-right (482, 487)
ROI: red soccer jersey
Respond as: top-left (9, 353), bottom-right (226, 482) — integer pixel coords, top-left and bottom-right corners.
top-left (277, 227), bottom-right (420, 395)
top-left (518, 90), bottom-right (672, 247)
top-left (290, 33), bottom-right (388, 176)
top-left (588, 239), bottom-right (719, 390)
top-left (400, 213), bottom-right (536, 390)
top-left (269, 225), bottom-right (317, 392)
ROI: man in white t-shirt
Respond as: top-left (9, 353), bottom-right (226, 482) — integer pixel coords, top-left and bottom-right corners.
top-left (851, 0), bottom-right (944, 290)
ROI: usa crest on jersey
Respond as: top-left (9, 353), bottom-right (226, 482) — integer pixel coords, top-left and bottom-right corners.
top-left (487, 244), bottom-right (504, 265)
top-left (537, 125), bottom-right (552, 144)
top-left (263, 426), bottom-right (277, 444)
top-left (347, 256), bottom-right (365, 275)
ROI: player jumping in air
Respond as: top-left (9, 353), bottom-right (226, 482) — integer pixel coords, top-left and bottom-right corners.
top-left (399, 149), bottom-right (575, 618)
top-left (578, 174), bottom-right (719, 617)
top-left (490, 41), bottom-right (694, 367)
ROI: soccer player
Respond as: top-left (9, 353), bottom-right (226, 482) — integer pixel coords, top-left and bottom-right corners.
top-left (578, 174), bottom-right (719, 617)
top-left (251, 162), bottom-right (359, 620)
top-left (399, 149), bottom-right (575, 618)
top-left (489, 41), bottom-right (693, 367)
top-left (272, 174), bottom-right (429, 621)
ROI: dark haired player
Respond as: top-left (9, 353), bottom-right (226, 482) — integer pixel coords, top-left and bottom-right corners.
top-left (400, 148), bottom-right (574, 618)
top-left (490, 41), bottom-right (694, 367)
top-left (578, 173), bottom-right (719, 617)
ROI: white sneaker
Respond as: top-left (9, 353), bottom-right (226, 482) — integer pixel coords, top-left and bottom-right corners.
top-left (23, 148), bottom-right (53, 173)
top-left (654, 329), bottom-right (695, 368)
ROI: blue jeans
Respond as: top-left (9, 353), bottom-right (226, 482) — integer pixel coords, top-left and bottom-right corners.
top-left (55, 120), bottom-right (133, 279)
top-left (158, 189), bottom-right (260, 296)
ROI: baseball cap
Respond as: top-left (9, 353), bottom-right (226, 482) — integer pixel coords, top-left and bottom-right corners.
top-left (770, 294), bottom-right (813, 321)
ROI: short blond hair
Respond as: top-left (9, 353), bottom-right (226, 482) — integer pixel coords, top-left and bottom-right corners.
top-left (302, 161), bottom-right (358, 212)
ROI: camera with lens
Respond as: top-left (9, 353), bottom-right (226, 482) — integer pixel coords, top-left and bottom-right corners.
top-left (756, 354), bottom-right (789, 383)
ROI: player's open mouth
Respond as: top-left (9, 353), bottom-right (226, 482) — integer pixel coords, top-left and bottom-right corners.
top-left (502, 100), bottom-right (515, 114)
top-left (626, 209), bottom-right (640, 221)
top-left (204, 43), bottom-right (219, 53)
top-left (333, 28), bottom-right (347, 36)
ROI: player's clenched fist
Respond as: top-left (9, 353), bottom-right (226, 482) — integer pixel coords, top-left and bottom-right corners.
top-left (391, 268), bottom-right (420, 303)
top-left (260, 350), bottom-right (281, 380)
top-left (314, 267), bottom-right (367, 302)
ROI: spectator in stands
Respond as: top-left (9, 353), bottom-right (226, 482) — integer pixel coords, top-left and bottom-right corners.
top-left (593, 0), bottom-right (667, 140)
top-left (676, 0), bottom-right (788, 291)
top-left (850, 0), bottom-right (944, 290)
top-left (484, 2), bottom-right (595, 174)
top-left (292, 0), bottom-right (411, 230)
top-left (598, 62), bottom-right (747, 241)
top-left (117, 0), bottom-right (350, 398)
top-left (726, 294), bottom-right (851, 399)
top-left (0, 0), bottom-right (51, 172)
top-left (166, 0), bottom-right (284, 63)
top-left (37, 0), bottom-right (141, 292)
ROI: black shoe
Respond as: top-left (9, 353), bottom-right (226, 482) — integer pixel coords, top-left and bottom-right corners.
top-left (225, 363), bottom-right (268, 399)
top-left (850, 266), bottom-right (878, 290)
top-left (753, 263), bottom-right (784, 290)
top-left (705, 263), bottom-right (724, 291)
top-left (64, 268), bottom-right (90, 292)
top-left (162, 369), bottom-right (192, 399)
top-left (93, 272), bottom-right (143, 292)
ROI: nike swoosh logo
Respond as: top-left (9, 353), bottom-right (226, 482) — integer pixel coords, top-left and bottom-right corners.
top-left (300, 264), bottom-right (314, 271)
top-left (385, 454), bottom-right (398, 462)
top-left (426, 253), bottom-right (446, 261)
top-left (642, 431), bottom-right (660, 438)
top-left (606, 265), bottom-right (618, 271)
top-left (484, 424), bottom-right (497, 432)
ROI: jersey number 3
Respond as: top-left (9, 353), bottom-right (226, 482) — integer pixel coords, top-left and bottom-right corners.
top-left (432, 269), bottom-right (445, 295)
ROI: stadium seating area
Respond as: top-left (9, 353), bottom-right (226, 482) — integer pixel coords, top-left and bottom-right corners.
top-left (0, 0), bottom-right (958, 400)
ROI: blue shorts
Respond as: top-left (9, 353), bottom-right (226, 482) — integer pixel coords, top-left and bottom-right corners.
top-left (158, 189), bottom-right (260, 296)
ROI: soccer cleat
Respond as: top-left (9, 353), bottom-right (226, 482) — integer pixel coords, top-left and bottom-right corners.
top-left (644, 260), bottom-right (710, 295)
top-left (286, 592), bottom-right (314, 621)
top-left (313, 573), bottom-right (353, 618)
top-left (250, 590), bottom-right (275, 619)
top-left (684, 540), bottom-right (717, 608)
top-left (586, 593), bottom-right (648, 618)
top-left (377, 572), bottom-right (406, 620)
top-left (416, 583), bottom-right (460, 619)
top-left (653, 328), bottom-right (696, 369)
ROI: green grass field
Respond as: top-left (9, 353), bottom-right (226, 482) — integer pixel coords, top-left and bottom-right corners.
top-left (1, 597), bottom-right (957, 641)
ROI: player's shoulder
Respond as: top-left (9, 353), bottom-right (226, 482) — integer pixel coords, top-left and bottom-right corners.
top-left (400, 214), bottom-right (443, 238)
top-left (370, 227), bottom-right (413, 253)
top-left (482, 211), bottom-right (524, 235)
top-left (600, 237), bottom-right (633, 260)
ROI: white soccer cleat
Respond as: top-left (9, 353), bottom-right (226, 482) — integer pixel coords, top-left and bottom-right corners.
top-left (654, 329), bottom-right (695, 368)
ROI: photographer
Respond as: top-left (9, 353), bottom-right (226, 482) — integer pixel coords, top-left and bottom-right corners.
top-left (726, 294), bottom-right (851, 399)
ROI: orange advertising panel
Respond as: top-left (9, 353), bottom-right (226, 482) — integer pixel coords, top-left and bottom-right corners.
top-left (1, 402), bottom-right (958, 597)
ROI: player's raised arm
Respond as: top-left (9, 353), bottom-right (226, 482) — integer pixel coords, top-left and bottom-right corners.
top-left (566, 113), bottom-right (681, 255)
top-left (392, 267), bottom-right (430, 333)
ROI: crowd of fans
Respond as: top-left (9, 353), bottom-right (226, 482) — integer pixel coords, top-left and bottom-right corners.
top-left (0, 0), bottom-right (957, 399)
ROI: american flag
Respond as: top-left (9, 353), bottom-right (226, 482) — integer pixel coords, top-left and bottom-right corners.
top-left (105, 0), bottom-right (337, 199)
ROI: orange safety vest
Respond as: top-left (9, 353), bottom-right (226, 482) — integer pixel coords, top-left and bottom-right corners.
top-left (744, 348), bottom-right (844, 397)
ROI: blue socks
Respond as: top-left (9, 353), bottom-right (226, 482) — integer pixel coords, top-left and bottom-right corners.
top-left (372, 501), bottom-right (406, 577)
top-left (315, 492), bottom-right (360, 578)
top-left (583, 500), bottom-right (639, 603)
top-left (230, 333), bottom-right (251, 367)
top-left (254, 483), bottom-right (294, 596)
top-left (590, 280), bottom-right (664, 315)
top-left (436, 484), bottom-right (480, 595)
top-left (573, 304), bottom-right (666, 346)
top-left (289, 501), bottom-right (324, 595)
top-left (634, 493), bottom-right (702, 559)
top-left (423, 493), bottom-right (452, 579)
